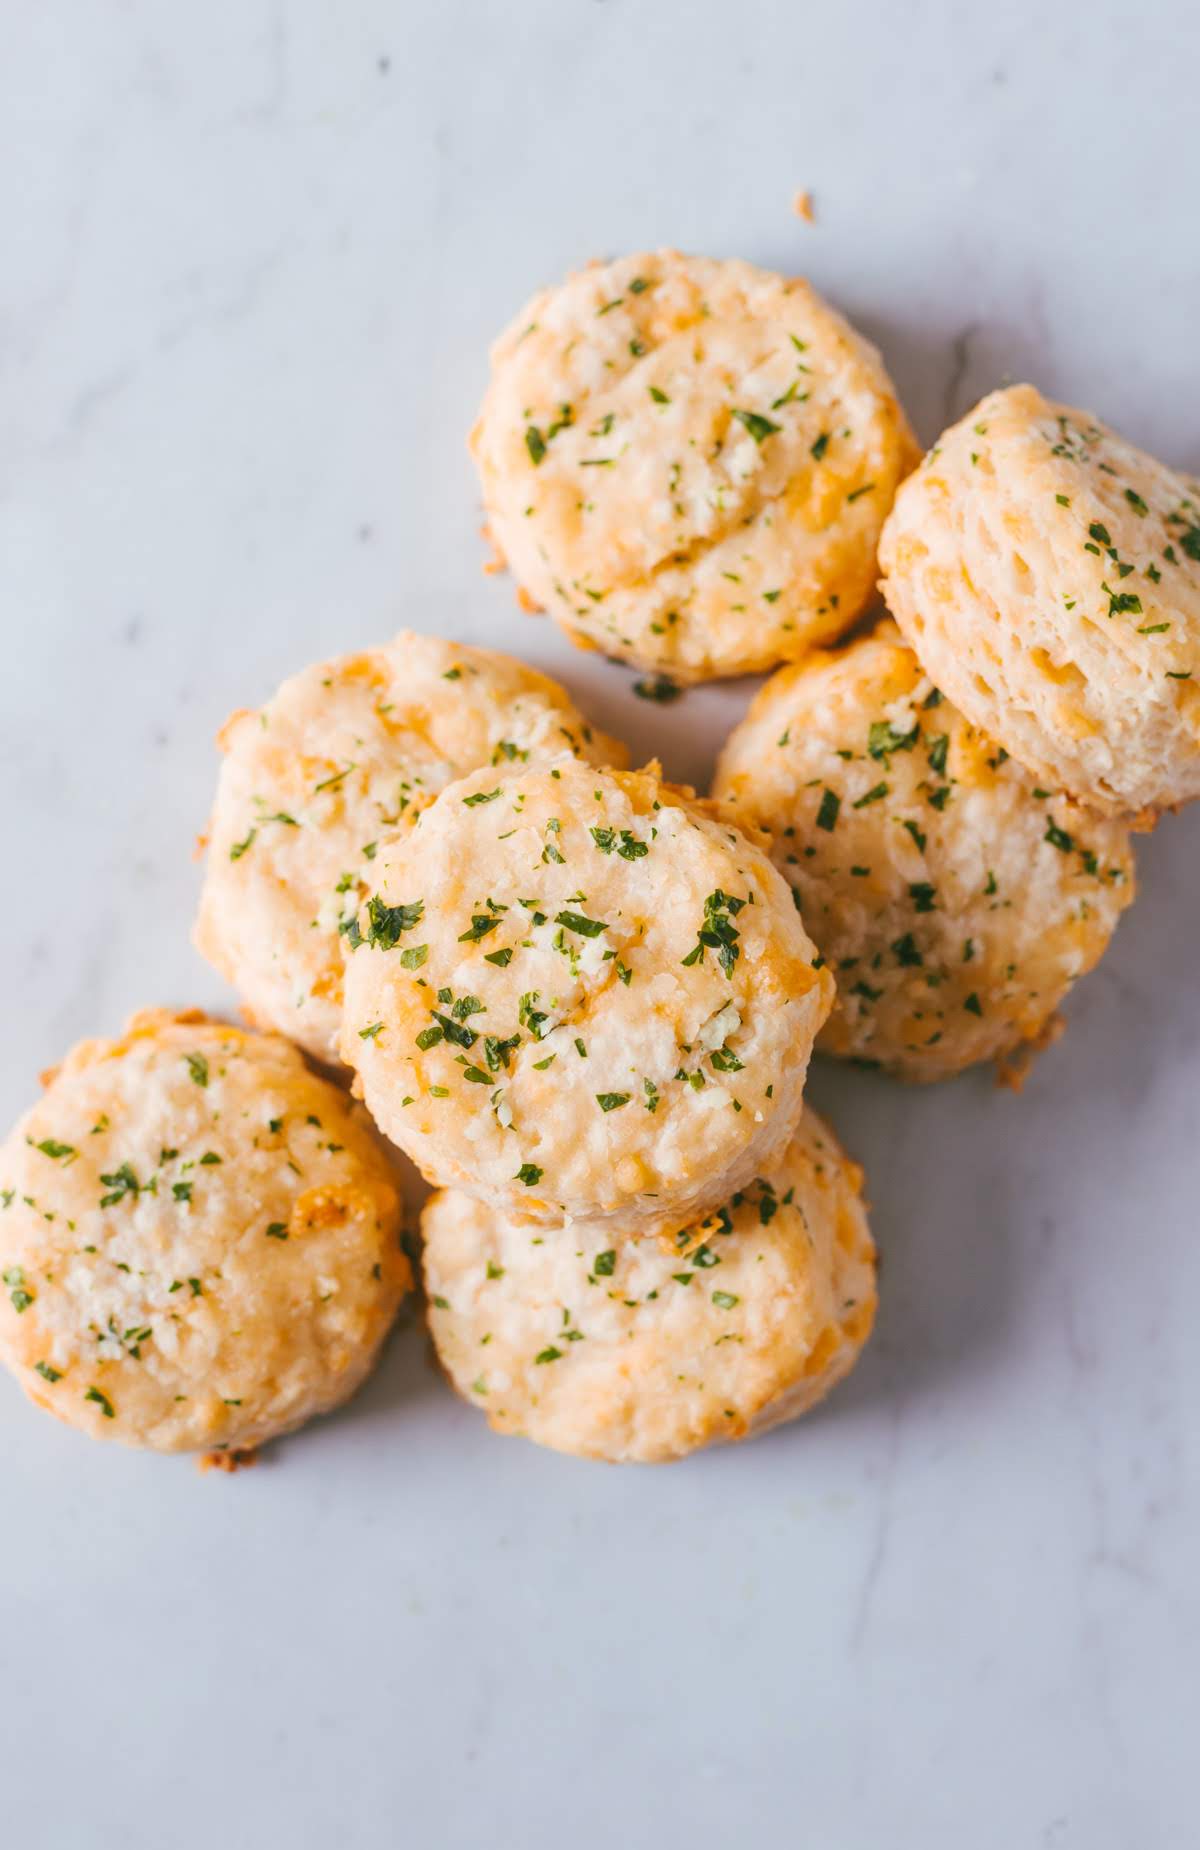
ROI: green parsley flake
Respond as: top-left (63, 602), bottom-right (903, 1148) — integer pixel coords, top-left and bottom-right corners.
top-left (555, 910), bottom-right (607, 938)
top-left (681, 890), bottom-right (744, 977)
top-left (633, 675), bottom-right (681, 703)
top-left (816, 788), bottom-right (841, 831)
top-left (732, 409), bottom-right (781, 444)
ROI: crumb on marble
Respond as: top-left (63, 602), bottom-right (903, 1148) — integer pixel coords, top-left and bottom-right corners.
top-left (994, 1014), bottom-right (1065, 1092)
top-left (199, 1447), bottom-right (259, 1475)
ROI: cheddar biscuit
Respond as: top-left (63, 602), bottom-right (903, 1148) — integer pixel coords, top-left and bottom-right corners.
top-left (0, 1011), bottom-right (408, 1455)
top-left (194, 632), bottom-right (626, 1064)
top-left (340, 758), bottom-right (833, 1238)
top-left (422, 1108), bottom-right (876, 1463)
top-left (471, 250), bottom-right (918, 681)
top-left (713, 623), bottom-right (1135, 1081)
top-left (879, 384), bottom-right (1200, 815)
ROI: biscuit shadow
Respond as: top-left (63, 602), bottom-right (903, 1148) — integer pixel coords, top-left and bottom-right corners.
top-left (824, 294), bottom-right (1055, 450)
top-left (778, 796), bottom-right (1200, 1445)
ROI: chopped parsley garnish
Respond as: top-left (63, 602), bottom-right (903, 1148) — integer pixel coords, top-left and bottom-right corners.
top-left (525, 426), bottom-right (546, 465)
top-left (1044, 820), bottom-right (1074, 853)
top-left (4, 1266), bottom-right (33, 1313)
top-left (357, 895), bottom-right (424, 949)
top-left (458, 913), bottom-right (502, 942)
top-left (633, 674), bottom-right (681, 703)
top-left (555, 909), bottom-right (607, 938)
top-left (184, 1053), bottom-right (209, 1088)
top-left (591, 826), bottom-right (649, 859)
top-left (816, 788), bottom-right (841, 831)
top-left (732, 408), bottom-right (781, 444)
top-left (463, 788), bottom-right (501, 807)
top-left (515, 1164), bottom-right (544, 1187)
top-left (98, 1162), bottom-right (144, 1208)
top-left (33, 1138), bottom-right (76, 1163)
top-left (432, 1012), bottom-right (478, 1050)
top-left (85, 1387), bottom-right (115, 1418)
top-left (596, 1093), bottom-right (631, 1112)
top-left (681, 890), bottom-right (744, 977)
top-left (868, 720), bottom-right (918, 763)
top-left (519, 993), bottom-right (549, 1038)
top-left (593, 1250), bottom-right (617, 1276)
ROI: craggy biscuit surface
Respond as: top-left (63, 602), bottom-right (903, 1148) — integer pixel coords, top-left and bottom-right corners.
top-left (340, 758), bottom-right (833, 1237)
top-left (0, 1011), bottom-right (408, 1454)
top-left (423, 1107), bottom-right (876, 1463)
top-left (713, 623), bottom-right (1135, 1081)
top-left (472, 250), bottom-right (918, 681)
top-left (879, 384), bottom-right (1200, 815)
top-left (195, 632), bottom-right (626, 1064)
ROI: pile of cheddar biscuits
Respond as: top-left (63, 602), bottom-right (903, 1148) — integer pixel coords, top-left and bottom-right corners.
top-left (3, 250), bottom-right (1196, 1467)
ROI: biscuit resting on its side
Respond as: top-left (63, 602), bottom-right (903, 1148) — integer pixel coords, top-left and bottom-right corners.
top-left (879, 383), bottom-right (1200, 816)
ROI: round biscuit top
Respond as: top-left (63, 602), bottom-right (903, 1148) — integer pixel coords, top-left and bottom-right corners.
top-left (879, 383), bottom-right (1200, 815)
top-left (0, 1011), bottom-right (408, 1455)
top-left (194, 631), bottom-right (626, 1064)
top-left (471, 250), bottom-right (918, 681)
top-left (422, 1106), bottom-right (876, 1463)
top-left (339, 757), bottom-right (834, 1238)
top-left (713, 622), bottom-right (1135, 1081)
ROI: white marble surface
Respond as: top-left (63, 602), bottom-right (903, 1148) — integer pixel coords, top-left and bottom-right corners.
top-left (2, 5), bottom-right (1198, 1845)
